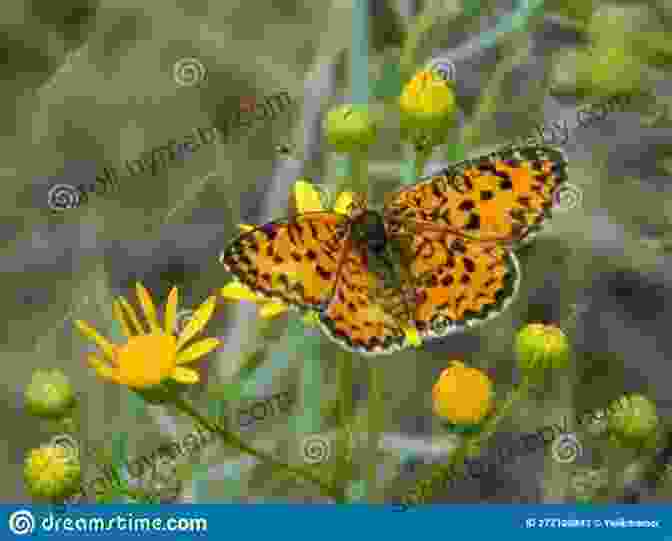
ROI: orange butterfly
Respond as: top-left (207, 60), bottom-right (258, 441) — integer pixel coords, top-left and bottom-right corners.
top-left (220, 145), bottom-right (568, 355)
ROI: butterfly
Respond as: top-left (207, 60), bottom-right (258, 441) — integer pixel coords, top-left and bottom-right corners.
top-left (220, 145), bottom-right (568, 355)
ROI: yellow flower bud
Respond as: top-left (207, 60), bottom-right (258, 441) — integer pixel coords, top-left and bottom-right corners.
top-left (432, 360), bottom-right (493, 430)
top-left (515, 323), bottom-right (570, 377)
top-left (24, 445), bottom-right (81, 502)
top-left (399, 69), bottom-right (457, 146)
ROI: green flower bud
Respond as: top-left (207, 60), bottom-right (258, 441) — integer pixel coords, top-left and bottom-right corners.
top-left (580, 45), bottom-right (644, 97)
top-left (24, 445), bottom-right (81, 502)
top-left (398, 69), bottom-right (457, 147)
top-left (607, 394), bottom-right (659, 449)
top-left (515, 323), bottom-right (571, 377)
top-left (324, 105), bottom-right (377, 153)
top-left (25, 369), bottom-right (76, 419)
top-left (571, 467), bottom-right (607, 504)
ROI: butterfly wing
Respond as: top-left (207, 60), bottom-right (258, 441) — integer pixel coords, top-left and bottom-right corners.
top-left (400, 229), bottom-right (521, 339)
top-left (220, 212), bottom-right (349, 310)
top-left (384, 145), bottom-right (568, 243)
top-left (318, 243), bottom-right (411, 355)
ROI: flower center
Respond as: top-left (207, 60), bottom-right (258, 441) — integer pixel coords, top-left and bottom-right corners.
top-left (114, 334), bottom-right (177, 389)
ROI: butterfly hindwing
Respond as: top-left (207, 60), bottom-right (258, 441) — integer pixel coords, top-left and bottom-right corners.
top-left (220, 212), bottom-right (349, 310)
top-left (403, 228), bottom-right (521, 338)
top-left (318, 244), bottom-right (411, 355)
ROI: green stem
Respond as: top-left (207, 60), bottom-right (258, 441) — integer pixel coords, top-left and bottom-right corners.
top-left (349, 148), bottom-right (370, 195)
top-left (399, 10), bottom-right (439, 84)
top-left (333, 350), bottom-right (354, 502)
top-left (366, 363), bottom-right (384, 502)
top-left (414, 143), bottom-right (433, 178)
top-left (172, 395), bottom-right (338, 499)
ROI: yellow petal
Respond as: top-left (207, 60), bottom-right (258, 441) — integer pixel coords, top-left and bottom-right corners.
top-left (135, 282), bottom-right (161, 334)
top-left (238, 224), bottom-right (255, 233)
top-left (260, 301), bottom-right (288, 319)
top-left (176, 337), bottom-right (221, 364)
top-left (333, 191), bottom-right (355, 214)
top-left (118, 296), bottom-right (147, 335)
top-left (75, 320), bottom-right (117, 361)
top-left (403, 326), bottom-right (421, 347)
top-left (112, 301), bottom-right (133, 339)
top-left (294, 180), bottom-right (324, 213)
top-left (172, 367), bottom-right (200, 384)
top-left (177, 296), bottom-right (217, 350)
top-left (220, 281), bottom-right (263, 303)
top-left (86, 354), bottom-right (118, 382)
top-left (164, 286), bottom-right (178, 334)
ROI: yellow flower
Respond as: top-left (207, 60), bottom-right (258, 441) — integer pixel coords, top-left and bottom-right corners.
top-left (399, 69), bottom-right (457, 145)
top-left (221, 180), bottom-right (354, 324)
top-left (403, 325), bottom-right (421, 348)
top-left (24, 445), bottom-right (81, 501)
top-left (432, 360), bottom-right (493, 427)
top-left (75, 283), bottom-right (220, 389)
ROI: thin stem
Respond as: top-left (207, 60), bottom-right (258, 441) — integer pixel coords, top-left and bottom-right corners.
top-left (333, 349), bottom-right (354, 502)
top-left (366, 363), bottom-right (384, 502)
top-left (414, 143), bottom-right (433, 178)
top-left (349, 148), bottom-right (370, 196)
top-left (172, 395), bottom-right (338, 499)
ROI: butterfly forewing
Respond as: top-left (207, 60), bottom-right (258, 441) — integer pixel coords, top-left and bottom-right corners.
top-left (384, 145), bottom-right (568, 243)
top-left (220, 212), bottom-right (349, 310)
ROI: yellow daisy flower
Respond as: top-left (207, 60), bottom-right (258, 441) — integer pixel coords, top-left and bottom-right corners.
top-left (221, 180), bottom-right (354, 323)
top-left (75, 283), bottom-right (220, 389)
top-left (432, 360), bottom-right (493, 428)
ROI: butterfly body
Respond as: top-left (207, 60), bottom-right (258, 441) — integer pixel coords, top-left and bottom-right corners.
top-left (221, 145), bottom-right (568, 356)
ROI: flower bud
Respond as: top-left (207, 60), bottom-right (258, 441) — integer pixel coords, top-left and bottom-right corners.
top-left (324, 105), bottom-right (378, 154)
top-left (24, 445), bottom-right (81, 502)
top-left (571, 467), bottom-right (607, 504)
top-left (24, 369), bottom-right (76, 420)
top-left (607, 393), bottom-right (659, 449)
top-left (399, 69), bottom-right (457, 146)
top-left (432, 360), bottom-right (493, 431)
top-left (515, 323), bottom-right (570, 377)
